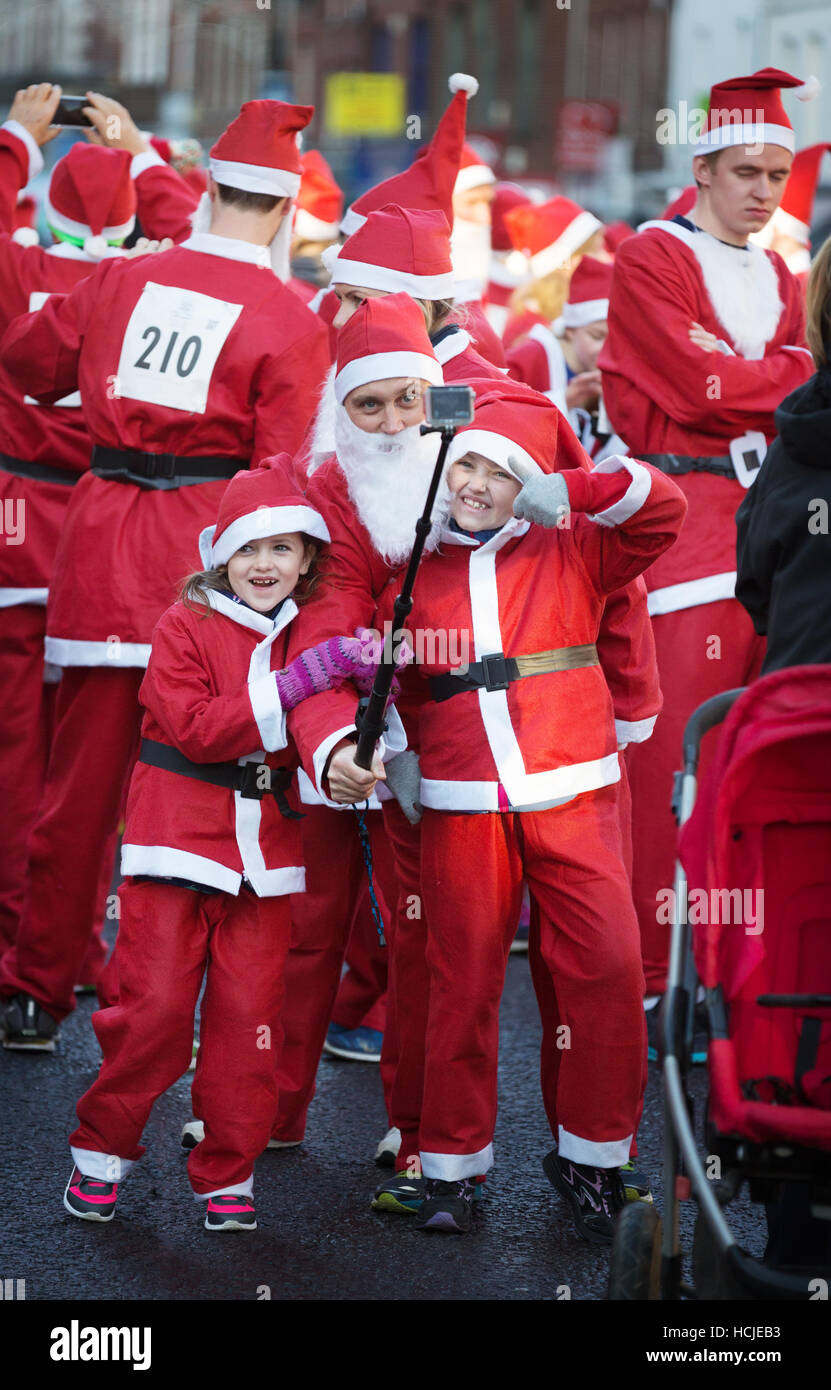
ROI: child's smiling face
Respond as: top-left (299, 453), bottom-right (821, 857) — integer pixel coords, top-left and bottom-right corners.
top-left (226, 532), bottom-right (310, 612)
top-left (447, 451), bottom-right (522, 532)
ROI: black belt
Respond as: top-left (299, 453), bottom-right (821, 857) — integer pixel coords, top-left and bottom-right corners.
top-left (0, 450), bottom-right (80, 486)
top-left (138, 738), bottom-right (302, 819)
top-left (639, 452), bottom-right (735, 479)
top-left (429, 644), bottom-right (599, 703)
top-left (92, 446), bottom-right (244, 491)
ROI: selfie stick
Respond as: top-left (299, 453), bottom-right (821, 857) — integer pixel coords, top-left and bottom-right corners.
top-left (353, 422), bottom-right (457, 770)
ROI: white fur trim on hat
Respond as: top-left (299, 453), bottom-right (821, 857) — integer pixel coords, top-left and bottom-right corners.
top-left (694, 123), bottom-right (795, 153)
top-left (209, 157), bottom-right (301, 198)
top-left (528, 210), bottom-right (602, 278)
top-left (208, 506), bottom-right (331, 568)
top-left (770, 205), bottom-right (811, 246)
top-left (560, 297), bottom-right (609, 329)
top-left (446, 429), bottom-right (542, 479)
top-left (44, 194), bottom-right (135, 245)
top-left (340, 205), bottom-right (368, 237)
top-left (454, 163), bottom-right (497, 194)
top-left (449, 73), bottom-right (479, 97)
top-left (323, 246), bottom-right (455, 299)
top-left (294, 207), bottom-right (341, 242)
top-left (335, 351), bottom-right (443, 404)
top-left (794, 76), bottom-right (820, 101)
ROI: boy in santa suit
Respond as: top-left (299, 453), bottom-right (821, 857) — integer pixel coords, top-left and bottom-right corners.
top-left (368, 389), bottom-right (687, 1236)
top-left (63, 458), bottom-right (377, 1230)
top-left (507, 255), bottom-right (627, 461)
top-left (0, 98), bottom-right (329, 1048)
top-left (0, 83), bottom-right (196, 972)
top-left (599, 67), bottom-right (816, 1025)
top-left (501, 195), bottom-right (609, 351)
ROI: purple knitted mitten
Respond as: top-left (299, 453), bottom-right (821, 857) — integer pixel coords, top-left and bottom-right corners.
top-left (274, 637), bottom-right (365, 711)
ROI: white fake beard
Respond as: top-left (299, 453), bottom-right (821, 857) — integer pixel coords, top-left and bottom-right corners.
top-left (306, 364), bottom-right (338, 476)
top-left (333, 411), bottom-right (450, 565)
top-left (689, 232), bottom-right (782, 360)
top-left (189, 191), bottom-right (292, 281)
top-left (450, 218), bottom-right (492, 295)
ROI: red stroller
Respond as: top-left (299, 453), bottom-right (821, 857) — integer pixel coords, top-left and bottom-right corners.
top-left (610, 666), bottom-right (831, 1300)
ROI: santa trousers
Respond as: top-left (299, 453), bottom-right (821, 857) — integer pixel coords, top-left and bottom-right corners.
top-left (0, 604), bottom-right (57, 952)
top-left (417, 786), bottom-right (646, 1180)
top-left (269, 803), bottom-right (395, 1142)
top-left (0, 665), bottom-right (143, 1020)
top-left (628, 599), bottom-right (764, 995)
top-left (72, 880), bottom-right (291, 1196)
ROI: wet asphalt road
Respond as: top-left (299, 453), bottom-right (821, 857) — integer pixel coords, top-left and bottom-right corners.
top-left (1, 953), bottom-right (769, 1303)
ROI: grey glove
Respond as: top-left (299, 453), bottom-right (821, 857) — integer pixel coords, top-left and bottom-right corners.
top-left (510, 456), bottom-right (570, 529)
top-left (384, 749), bottom-right (423, 826)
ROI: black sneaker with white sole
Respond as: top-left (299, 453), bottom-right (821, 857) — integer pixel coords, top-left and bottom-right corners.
top-left (414, 1178), bottom-right (477, 1234)
top-left (543, 1147), bottom-right (625, 1244)
top-left (2, 992), bottom-right (59, 1051)
top-left (63, 1167), bottom-right (118, 1222)
top-left (204, 1194), bottom-right (257, 1231)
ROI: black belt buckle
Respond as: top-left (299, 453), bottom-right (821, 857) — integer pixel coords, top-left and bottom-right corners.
top-left (143, 452), bottom-right (177, 481)
top-left (238, 761), bottom-right (266, 800)
top-left (481, 652), bottom-right (511, 692)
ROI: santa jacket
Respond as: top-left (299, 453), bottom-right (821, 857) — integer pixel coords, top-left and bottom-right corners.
top-left (285, 451), bottom-right (678, 806)
top-left (120, 590), bottom-right (304, 896)
top-left (375, 458), bottom-right (687, 812)
top-left (0, 127), bottom-right (202, 607)
top-left (0, 232), bottom-right (329, 664)
top-left (598, 220), bottom-right (813, 618)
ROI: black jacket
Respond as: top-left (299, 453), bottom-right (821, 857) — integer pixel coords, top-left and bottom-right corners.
top-left (736, 366), bottom-right (831, 673)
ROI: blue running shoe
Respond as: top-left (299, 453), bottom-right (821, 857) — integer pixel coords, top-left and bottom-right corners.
top-left (323, 1023), bottom-right (383, 1062)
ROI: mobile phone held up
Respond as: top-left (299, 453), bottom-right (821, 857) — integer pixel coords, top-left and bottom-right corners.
top-left (54, 96), bottom-right (93, 128)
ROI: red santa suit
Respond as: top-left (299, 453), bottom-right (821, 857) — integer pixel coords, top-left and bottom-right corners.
top-left (0, 100), bottom-right (329, 1023)
top-left (372, 391), bottom-right (686, 1176)
top-left (0, 129), bottom-right (194, 962)
top-left (69, 466), bottom-right (329, 1201)
top-left (599, 68), bottom-right (816, 993)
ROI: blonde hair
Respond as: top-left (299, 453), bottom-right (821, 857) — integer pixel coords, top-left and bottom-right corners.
top-left (179, 537), bottom-right (324, 615)
top-left (508, 230), bottom-right (603, 322)
top-left (805, 233), bottom-right (831, 369)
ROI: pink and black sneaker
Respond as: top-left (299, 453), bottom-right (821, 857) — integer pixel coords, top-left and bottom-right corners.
top-left (543, 1146), bottom-right (624, 1245)
top-left (63, 1167), bottom-right (118, 1223)
top-left (204, 1194), bottom-right (257, 1232)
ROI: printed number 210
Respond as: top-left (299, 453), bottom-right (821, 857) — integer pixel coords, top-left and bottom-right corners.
top-left (135, 326), bottom-right (202, 377)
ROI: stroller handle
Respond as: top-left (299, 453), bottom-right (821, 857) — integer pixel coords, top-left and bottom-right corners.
top-left (681, 688), bottom-right (746, 774)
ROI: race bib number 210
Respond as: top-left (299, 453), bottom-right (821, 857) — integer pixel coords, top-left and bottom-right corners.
top-left (116, 282), bottom-right (243, 414)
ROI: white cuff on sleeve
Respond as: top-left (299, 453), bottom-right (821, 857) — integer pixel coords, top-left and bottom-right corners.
top-left (130, 147), bottom-right (167, 180)
top-left (248, 672), bottom-right (287, 752)
top-left (2, 120), bottom-right (44, 181)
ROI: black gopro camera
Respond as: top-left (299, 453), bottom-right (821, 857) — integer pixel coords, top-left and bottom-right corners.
top-left (424, 385), bottom-right (475, 430)
top-left (54, 96), bottom-right (93, 128)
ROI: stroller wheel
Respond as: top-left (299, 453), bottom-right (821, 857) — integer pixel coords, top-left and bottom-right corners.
top-left (608, 1201), bottom-right (662, 1300)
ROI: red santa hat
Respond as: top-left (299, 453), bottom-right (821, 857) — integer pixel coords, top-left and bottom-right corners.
top-left (695, 67), bottom-right (820, 155)
top-left (12, 191), bottom-right (39, 248)
top-left (661, 185), bottom-right (697, 220)
top-left (455, 140), bottom-right (496, 195)
top-left (603, 221), bottom-right (634, 255)
top-left (491, 183), bottom-right (532, 252)
top-left (334, 291), bottom-right (443, 405)
top-left (209, 99), bottom-right (313, 197)
top-left (200, 454), bottom-right (330, 570)
top-left (553, 256), bottom-right (612, 334)
top-left (45, 145), bottom-right (135, 259)
top-left (445, 383), bottom-right (559, 479)
top-left (294, 150), bottom-right (343, 241)
top-left (322, 204), bottom-right (454, 299)
top-left (504, 195), bottom-right (602, 278)
top-left (341, 73), bottom-right (478, 235)
top-left (775, 142), bottom-right (831, 244)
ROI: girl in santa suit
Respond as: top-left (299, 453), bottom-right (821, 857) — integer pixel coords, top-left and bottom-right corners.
top-left (62, 459), bottom-right (379, 1233)
top-left (374, 389), bottom-right (687, 1237)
